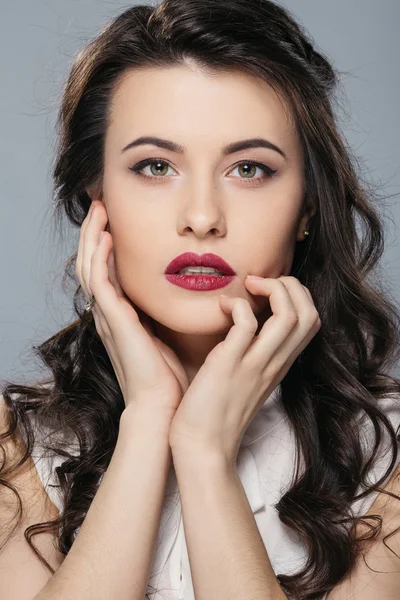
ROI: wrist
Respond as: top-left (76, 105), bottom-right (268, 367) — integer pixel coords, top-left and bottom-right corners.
top-left (120, 401), bottom-right (175, 439)
top-left (117, 403), bottom-right (174, 475)
top-left (171, 442), bottom-right (233, 473)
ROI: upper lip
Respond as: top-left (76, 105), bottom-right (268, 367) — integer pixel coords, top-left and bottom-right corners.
top-left (165, 252), bottom-right (236, 275)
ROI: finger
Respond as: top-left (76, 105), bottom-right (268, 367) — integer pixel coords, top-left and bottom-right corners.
top-left (89, 232), bottom-right (114, 338)
top-left (287, 316), bottom-right (321, 363)
top-left (133, 303), bottom-right (156, 338)
top-left (278, 277), bottom-right (320, 327)
top-left (246, 277), bottom-right (319, 367)
top-left (279, 277), bottom-right (315, 311)
top-left (243, 278), bottom-right (299, 367)
top-left (105, 239), bottom-right (155, 338)
top-left (94, 228), bottom-right (157, 341)
top-left (90, 231), bottom-right (129, 337)
top-left (218, 297), bottom-right (258, 363)
top-left (76, 203), bottom-right (94, 295)
top-left (90, 232), bottom-right (148, 341)
top-left (107, 244), bottom-right (125, 299)
top-left (301, 283), bottom-right (315, 303)
top-left (91, 232), bottom-right (170, 383)
top-left (82, 203), bottom-right (109, 298)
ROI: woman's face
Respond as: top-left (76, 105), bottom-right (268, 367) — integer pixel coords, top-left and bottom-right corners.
top-left (96, 64), bottom-right (310, 339)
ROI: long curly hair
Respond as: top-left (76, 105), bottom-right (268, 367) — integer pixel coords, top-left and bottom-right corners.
top-left (1, 1), bottom-right (400, 598)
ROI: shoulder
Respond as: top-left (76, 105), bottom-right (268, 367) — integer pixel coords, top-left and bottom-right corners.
top-left (0, 395), bottom-right (65, 590)
top-left (0, 393), bottom-right (30, 477)
top-left (0, 393), bottom-right (60, 516)
top-left (327, 460), bottom-right (400, 598)
top-left (362, 457), bottom-right (400, 549)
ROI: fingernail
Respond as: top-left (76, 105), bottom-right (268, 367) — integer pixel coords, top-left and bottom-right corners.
top-left (246, 275), bottom-right (263, 279)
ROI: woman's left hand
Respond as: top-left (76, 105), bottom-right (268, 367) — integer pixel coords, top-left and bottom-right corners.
top-left (168, 275), bottom-right (321, 466)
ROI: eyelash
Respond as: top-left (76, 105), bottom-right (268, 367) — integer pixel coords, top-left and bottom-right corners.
top-left (129, 158), bottom-right (277, 186)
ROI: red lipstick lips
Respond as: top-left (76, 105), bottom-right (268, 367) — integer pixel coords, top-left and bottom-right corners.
top-left (164, 252), bottom-right (236, 291)
top-left (165, 252), bottom-right (236, 275)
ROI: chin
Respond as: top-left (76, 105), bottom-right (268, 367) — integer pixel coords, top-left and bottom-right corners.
top-left (154, 311), bottom-right (234, 336)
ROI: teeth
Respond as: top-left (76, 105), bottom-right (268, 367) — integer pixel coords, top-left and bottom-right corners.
top-left (177, 266), bottom-right (224, 275)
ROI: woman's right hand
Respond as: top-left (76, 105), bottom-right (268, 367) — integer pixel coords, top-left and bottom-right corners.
top-left (75, 200), bottom-right (189, 421)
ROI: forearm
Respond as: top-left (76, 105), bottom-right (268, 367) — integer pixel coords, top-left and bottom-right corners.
top-left (172, 449), bottom-right (287, 600)
top-left (35, 403), bottom-right (173, 600)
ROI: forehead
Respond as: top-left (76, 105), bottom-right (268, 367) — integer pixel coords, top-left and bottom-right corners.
top-left (107, 65), bottom-right (299, 155)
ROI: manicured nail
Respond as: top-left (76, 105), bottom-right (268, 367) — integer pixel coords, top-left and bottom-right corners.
top-left (246, 275), bottom-right (263, 279)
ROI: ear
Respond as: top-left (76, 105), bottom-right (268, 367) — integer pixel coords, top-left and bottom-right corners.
top-left (85, 184), bottom-right (103, 202)
top-left (85, 186), bottom-right (95, 200)
top-left (296, 200), bottom-right (317, 241)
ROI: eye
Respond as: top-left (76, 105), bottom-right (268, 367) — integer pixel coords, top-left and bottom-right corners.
top-left (228, 160), bottom-right (277, 185)
top-left (129, 158), bottom-right (277, 186)
top-left (129, 159), bottom-right (177, 180)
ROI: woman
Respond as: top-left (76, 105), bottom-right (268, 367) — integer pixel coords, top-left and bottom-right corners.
top-left (1, 0), bottom-right (399, 598)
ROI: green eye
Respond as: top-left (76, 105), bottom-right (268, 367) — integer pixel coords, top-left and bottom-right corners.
top-left (129, 158), bottom-right (277, 184)
top-left (129, 159), bottom-right (174, 178)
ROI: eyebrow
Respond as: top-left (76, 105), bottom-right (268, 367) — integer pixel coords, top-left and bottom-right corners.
top-left (121, 136), bottom-right (287, 160)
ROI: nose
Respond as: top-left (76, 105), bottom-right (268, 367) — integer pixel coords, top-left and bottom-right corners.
top-left (177, 183), bottom-right (227, 238)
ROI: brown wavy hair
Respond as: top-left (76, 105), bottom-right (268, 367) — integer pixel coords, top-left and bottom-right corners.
top-left (1, 1), bottom-right (400, 598)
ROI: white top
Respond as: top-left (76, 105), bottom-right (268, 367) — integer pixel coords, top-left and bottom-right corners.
top-left (7, 386), bottom-right (400, 599)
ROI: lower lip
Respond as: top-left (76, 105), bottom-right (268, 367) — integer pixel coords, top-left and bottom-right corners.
top-left (165, 273), bottom-right (236, 290)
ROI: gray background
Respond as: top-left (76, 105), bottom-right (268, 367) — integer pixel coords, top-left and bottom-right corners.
top-left (1, 0), bottom-right (399, 385)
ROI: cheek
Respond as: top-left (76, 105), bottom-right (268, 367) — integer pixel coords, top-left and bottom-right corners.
top-left (108, 221), bottom-right (149, 282)
top-left (244, 223), bottom-right (295, 276)
top-left (110, 227), bottom-right (172, 318)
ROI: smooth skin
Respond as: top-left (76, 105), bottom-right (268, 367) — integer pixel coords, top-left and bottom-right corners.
top-left (91, 62), bottom-right (314, 386)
